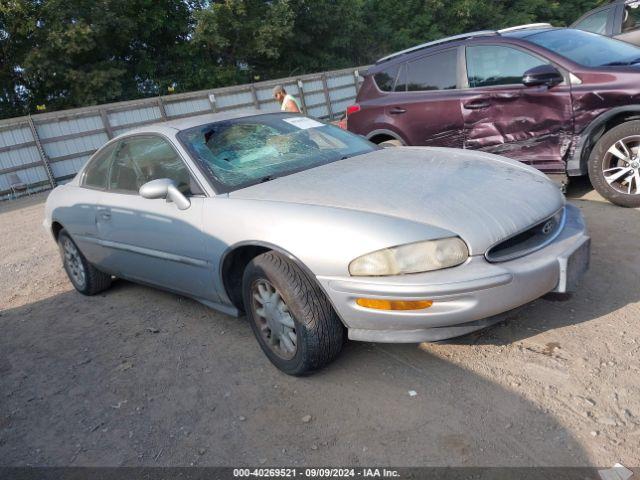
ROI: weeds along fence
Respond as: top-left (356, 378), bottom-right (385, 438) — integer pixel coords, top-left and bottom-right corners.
top-left (0, 66), bottom-right (366, 199)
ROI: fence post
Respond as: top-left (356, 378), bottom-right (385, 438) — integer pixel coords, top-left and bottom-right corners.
top-left (250, 85), bottom-right (260, 109)
top-left (207, 92), bottom-right (217, 112)
top-left (100, 109), bottom-right (114, 139)
top-left (157, 97), bottom-right (168, 119)
top-left (27, 116), bottom-right (56, 188)
top-left (321, 74), bottom-right (334, 119)
top-left (353, 69), bottom-right (361, 93)
top-left (296, 79), bottom-right (308, 114)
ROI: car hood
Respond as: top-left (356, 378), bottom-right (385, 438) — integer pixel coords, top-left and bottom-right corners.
top-left (229, 147), bottom-right (565, 254)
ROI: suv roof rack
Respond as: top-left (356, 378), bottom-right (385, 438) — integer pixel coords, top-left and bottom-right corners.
top-left (497, 23), bottom-right (552, 33)
top-left (375, 23), bottom-right (554, 65)
top-left (376, 30), bottom-right (496, 63)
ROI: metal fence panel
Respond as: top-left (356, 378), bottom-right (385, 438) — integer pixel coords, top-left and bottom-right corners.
top-left (164, 97), bottom-right (211, 117)
top-left (0, 65), bottom-right (368, 199)
top-left (36, 115), bottom-right (104, 140)
top-left (0, 145), bottom-right (41, 170)
top-left (0, 124), bottom-right (33, 148)
top-left (108, 105), bottom-right (162, 127)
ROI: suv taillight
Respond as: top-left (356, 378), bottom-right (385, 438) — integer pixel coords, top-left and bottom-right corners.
top-left (340, 104), bottom-right (360, 130)
top-left (346, 104), bottom-right (361, 116)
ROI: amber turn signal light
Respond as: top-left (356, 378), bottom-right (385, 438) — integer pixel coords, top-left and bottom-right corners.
top-left (356, 298), bottom-right (433, 311)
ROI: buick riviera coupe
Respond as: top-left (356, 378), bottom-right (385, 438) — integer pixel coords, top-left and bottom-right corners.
top-left (44, 111), bottom-right (590, 375)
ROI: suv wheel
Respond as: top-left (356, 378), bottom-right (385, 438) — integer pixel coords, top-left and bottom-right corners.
top-left (242, 251), bottom-right (344, 375)
top-left (588, 120), bottom-right (640, 207)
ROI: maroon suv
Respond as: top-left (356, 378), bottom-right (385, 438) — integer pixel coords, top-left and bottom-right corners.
top-left (346, 25), bottom-right (640, 207)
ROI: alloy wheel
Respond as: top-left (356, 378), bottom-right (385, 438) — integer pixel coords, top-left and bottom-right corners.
top-left (602, 136), bottom-right (640, 195)
top-left (63, 237), bottom-right (86, 289)
top-left (250, 279), bottom-right (297, 360)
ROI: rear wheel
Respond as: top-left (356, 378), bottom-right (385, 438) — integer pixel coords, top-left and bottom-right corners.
top-left (588, 120), bottom-right (640, 207)
top-left (242, 251), bottom-right (344, 375)
top-left (58, 229), bottom-right (112, 295)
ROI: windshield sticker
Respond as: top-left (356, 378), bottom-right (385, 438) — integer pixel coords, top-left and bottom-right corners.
top-left (282, 117), bottom-right (324, 130)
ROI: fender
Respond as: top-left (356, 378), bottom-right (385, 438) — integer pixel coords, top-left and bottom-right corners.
top-left (218, 240), bottom-right (348, 325)
top-left (567, 106), bottom-right (640, 176)
top-left (366, 128), bottom-right (407, 145)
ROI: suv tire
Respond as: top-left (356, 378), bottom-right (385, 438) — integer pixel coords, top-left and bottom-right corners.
top-left (242, 251), bottom-right (344, 375)
top-left (58, 229), bottom-right (112, 295)
top-left (588, 120), bottom-right (640, 207)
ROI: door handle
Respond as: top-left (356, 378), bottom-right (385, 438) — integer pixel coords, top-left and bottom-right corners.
top-left (464, 101), bottom-right (491, 110)
top-left (97, 209), bottom-right (111, 221)
top-left (389, 107), bottom-right (407, 115)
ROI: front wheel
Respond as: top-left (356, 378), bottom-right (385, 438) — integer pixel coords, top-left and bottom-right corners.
top-left (588, 120), bottom-right (640, 207)
top-left (242, 252), bottom-right (344, 375)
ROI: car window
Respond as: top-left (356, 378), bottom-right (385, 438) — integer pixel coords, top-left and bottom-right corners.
top-left (177, 113), bottom-right (377, 193)
top-left (527, 29), bottom-right (640, 67)
top-left (623, 4), bottom-right (640, 33)
top-left (466, 45), bottom-right (548, 88)
top-left (108, 136), bottom-right (193, 195)
top-left (405, 49), bottom-right (457, 91)
top-left (82, 141), bottom-right (118, 189)
top-left (574, 8), bottom-right (611, 35)
top-left (374, 65), bottom-right (399, 92)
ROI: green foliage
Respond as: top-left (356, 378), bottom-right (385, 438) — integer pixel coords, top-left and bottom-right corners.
top-left (0, 0), bottom-right (606, 119)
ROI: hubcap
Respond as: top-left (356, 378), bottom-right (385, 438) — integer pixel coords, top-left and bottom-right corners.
top-left (602, 136), bottom-right (640, 195)
top-left (63, 238), bottom-right (86, 289)
top-left (250, 280), bottom-right (297, 360)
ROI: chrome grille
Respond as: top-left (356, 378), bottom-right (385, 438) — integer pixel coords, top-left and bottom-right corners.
top-left (485, 208), bottom-right (565, 263)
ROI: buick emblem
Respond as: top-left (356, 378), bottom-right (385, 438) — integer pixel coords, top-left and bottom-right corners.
top-left (541, 220), bottom-right (555, 235)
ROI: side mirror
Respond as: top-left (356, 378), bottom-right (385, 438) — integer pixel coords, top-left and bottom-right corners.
top-left (522, 65), bottom-right (564, 88)
top-left (139, 178), bottom-right (190, 210)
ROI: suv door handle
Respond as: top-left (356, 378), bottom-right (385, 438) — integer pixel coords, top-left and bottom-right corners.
top-left (463, 101), bottom-right (491, 110)
top-left (389, 107), bottom-right (407, 115)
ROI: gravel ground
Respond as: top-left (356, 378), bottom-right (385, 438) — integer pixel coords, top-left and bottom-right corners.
top-left (0, 180), bottom-right (639, 468)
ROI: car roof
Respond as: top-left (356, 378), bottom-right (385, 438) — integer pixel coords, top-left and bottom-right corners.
top-left (368, 25), bottom-right (559, 73)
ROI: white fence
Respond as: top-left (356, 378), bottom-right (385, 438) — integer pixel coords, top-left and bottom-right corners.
top-left (0, 66), bottom-right (366, 199)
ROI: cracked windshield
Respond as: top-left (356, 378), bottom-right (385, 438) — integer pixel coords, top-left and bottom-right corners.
top-left (177, 113), bottom-right (376, 192)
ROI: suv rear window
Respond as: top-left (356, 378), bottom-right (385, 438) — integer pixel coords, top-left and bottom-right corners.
top-left (374, 65), bottom-right (399, 91)
top-left (405, 49), bottom-right (458, 91)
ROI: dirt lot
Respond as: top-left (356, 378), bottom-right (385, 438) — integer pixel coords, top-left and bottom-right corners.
top-left (1, 180), bottom-right (639, 468)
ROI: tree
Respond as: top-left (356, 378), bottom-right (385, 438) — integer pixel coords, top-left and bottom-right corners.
top-left (0, 0), bottom-right (610, 120)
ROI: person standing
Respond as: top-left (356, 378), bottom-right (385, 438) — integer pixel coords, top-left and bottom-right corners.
top-left (273, 85), bottom-right (302, 113)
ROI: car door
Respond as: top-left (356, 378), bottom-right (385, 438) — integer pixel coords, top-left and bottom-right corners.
top-left (63, 141), bottom-right (120, 265)
top-left (384, 48), bottom-right (465, 147)
top-left (614, 1), bottom-right (640, 46)
top-left (460, 44), bottom-right (574, 174)
top-left (96, 134), bottom-right (217, 301)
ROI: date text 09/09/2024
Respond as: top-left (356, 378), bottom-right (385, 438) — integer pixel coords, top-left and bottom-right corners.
top-left (233, 468), bottom-right (400, 478)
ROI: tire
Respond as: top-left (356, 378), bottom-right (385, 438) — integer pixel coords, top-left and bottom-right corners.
top-left (242, 251), bottom-right (344, 375)
top-left (588, 120), bottom-right (640, 207)
top-left (58, 229), bottom-right (112, 295)
top-left (379, 139), bottom-right (404, 148)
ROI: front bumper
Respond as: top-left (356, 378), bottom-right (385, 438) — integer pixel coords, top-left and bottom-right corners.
top-left (317, 204), bottom-right (590, 343)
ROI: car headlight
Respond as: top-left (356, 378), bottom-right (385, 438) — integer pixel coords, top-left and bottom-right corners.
top-left (349, 237), bottom-right (469, 276)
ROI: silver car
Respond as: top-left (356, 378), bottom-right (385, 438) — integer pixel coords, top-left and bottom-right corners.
top-left (44, 110), bottom-right (591, 375)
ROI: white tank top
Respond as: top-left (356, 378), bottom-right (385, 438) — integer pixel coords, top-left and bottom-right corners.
top-left (281, 94), bottom-right (302, 112)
